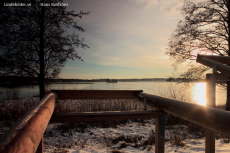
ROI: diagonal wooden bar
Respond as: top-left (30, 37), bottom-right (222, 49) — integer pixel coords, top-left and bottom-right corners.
top-left (138, 92), bottom-right (230, 137)
top-left (50, 110), bottom-right (165, 122)
top-left (196, 54), bottom-right (230, 64)
top-left (52, 89), bottom-right (143, 99)
top-left (196, 54), bottom-right (230, 75)
top-left (0, 93), bottom-right (57, 153)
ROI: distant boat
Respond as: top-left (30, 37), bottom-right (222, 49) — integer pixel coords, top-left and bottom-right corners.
top-left (106, 79), bottom-right (117, 83)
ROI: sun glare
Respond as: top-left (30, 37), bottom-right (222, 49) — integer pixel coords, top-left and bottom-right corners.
top-left (193, 83), bottom-right (206, 106)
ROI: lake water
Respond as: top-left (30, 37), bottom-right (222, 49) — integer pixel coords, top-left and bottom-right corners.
top-left (0, 82), bottom-right (226, 105)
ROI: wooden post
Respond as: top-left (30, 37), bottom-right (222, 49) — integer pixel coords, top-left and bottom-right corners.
top-left (205, 73), bottom-right (216, 153)
top-left (155, 115), bottom-right (165, 153)
top-left (144, 98), bottom-right (147, 110)
top-left (36, 138), bottom-right (44, 153)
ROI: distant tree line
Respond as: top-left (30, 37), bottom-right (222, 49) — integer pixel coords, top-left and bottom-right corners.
top-left (0, 76), bottom-right (203, 87)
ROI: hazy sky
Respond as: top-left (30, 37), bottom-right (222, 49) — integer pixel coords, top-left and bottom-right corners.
top-left (60, 0), bottom-right (191, 79)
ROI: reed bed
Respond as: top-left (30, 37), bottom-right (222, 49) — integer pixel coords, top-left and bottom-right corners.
top-left (0, 97), bottom-right (150, 120)
top-left (57, 99), bottom-right (148, 113)
top-left (0, 97), bottom-right (39, 120)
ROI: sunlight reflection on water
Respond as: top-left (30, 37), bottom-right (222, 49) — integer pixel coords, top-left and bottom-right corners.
top-left (192, 82), bottom-right (206, 106)
top-left (192, 82), bottom-right (226, 106)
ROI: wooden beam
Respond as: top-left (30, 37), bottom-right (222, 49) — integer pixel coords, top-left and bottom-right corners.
top-left (36, 138), bottom-right (44, 153)
top-left (50, 110), bottom-right (165, 122)
top-left (196, 54), bottom-right (230, 64)
top-left (52, 90), bottom-right (143, 99)
top-left (216, 73), bottom-right (230, 81)
top-left (138, 92), bottom-right (230, 137)
top-left (0, 93), bottom-right (57, 153)
top-left (155, 115), bottom-right (165, 153)
top-left (196, 54), bottom-right (230, 75)
top-left (205, 74), bottom-right (215, 153)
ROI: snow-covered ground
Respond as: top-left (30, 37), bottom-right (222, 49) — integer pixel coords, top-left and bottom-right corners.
top-left (1, 98), bottom-right (230, 152)
top-left (44, 120), bottom-right (230, 153)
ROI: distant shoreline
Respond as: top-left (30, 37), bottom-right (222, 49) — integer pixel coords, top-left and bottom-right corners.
top-left (0, 76), bottom-right (203, 88)
top-left (51, 82), bottom-right (93, 84)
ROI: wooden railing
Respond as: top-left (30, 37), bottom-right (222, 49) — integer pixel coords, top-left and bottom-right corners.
top-left (138, 93), bottom-right (230, 137)
top-left (1, 89), bottom-right (230, 153)
top-left (0, 93), bottom-right (57, 153)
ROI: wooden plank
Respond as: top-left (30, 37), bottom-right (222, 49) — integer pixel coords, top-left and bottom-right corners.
top-left (196, 54), bottom-right (230, 64)
top-left (206, 74), bottom-right (216, 107)
top-left (196, 54), bottom-right (230, 75)
top-left (52, 90), bottom-right (143, 99)
top-left (216, 73), bottom-right (230, 81)
top-left (155, 115), bottom-right (165, 153)
top-left (206, 129), bottom-right (215, 153)
top-left (0, 93), bottom-right (57, 153)
top-left (36, 138), bottom-right (44, 153)
top-left (50, 110), bottom-right (165, 122)
top-left (205, 74), bottom-right (216, 153)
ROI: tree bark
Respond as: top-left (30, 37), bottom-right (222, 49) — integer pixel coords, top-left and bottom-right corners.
top-left (39, 0), bottom-right (45, 100)
top-left (227, 0), bottom-right (230, 111)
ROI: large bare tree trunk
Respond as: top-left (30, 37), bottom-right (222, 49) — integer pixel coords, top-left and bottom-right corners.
top-left (226, 0), bottom-right (230, 111)
top-left (39, 0), bottom-right (45, 100)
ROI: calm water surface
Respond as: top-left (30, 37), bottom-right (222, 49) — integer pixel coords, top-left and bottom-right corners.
top-left (0, 82), bottom-right (226, 105)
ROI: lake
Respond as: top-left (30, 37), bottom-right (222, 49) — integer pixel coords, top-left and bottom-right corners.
top-left (0, 82), bottom-right (226, 105)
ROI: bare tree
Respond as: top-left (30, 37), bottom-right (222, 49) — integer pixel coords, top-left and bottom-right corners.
top-left (0, 0), bottom-right (89, 99)
top-left (166, 0), bottom-right (230, 110)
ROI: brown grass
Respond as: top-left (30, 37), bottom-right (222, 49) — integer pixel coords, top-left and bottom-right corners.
top-left (57, 99), bottom-right (147, 113)
top-left (0, 97), bottom-right (39, 120)
top-left (0, 97), bottom-right (148, 120)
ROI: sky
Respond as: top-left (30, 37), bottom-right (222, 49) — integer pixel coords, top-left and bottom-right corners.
top-left (60, 0), bottom-right (191, 79)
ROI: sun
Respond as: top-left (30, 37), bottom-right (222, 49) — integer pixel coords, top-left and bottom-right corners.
top-left (193, 83), bottom-right (206, 106)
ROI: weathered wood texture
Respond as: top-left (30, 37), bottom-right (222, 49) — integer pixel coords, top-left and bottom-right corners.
top-left (205, 74), bottom-right (216, 153)
top-left (52, 89), bottom-right (143, 99)
top-left (51, 110), bottom-right (165, 122)
top-left (216, 73), bottom-right (230, 80)
top-left (197, 54), bottom-right (230, 64)
top-left (206, 130), bottom-right (215, 153)
top-left (138, 92), bottom-right (230, 137)
top-left (36, 138), bottom-right (44, 153)
top-left (206, 74), bottom-right (216, 107)
top-left (196, 54), bottom-right (230, 75)
top-left (0, 93), bottom-right (57, 153)
top-left (155, 115), bottom-right (165, 153)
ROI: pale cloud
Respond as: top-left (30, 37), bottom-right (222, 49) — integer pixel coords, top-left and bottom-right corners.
top-left (62, 67), bottom-right (82, 70)
top-left (134, 0), bottom-right (158, 10)
top-left (60, 73), bottom-right (105, 79)
top-left (160, 0), bottom-right (184, 17)
top-left (131, 0), bottom-right (184, 17)
top-left (94, 53), bottom-right (173, 70)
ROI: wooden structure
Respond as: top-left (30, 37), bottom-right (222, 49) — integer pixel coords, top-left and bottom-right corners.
top-left (138, 93), bottom-right (230, 136)
top-left (51, 89), bottom-right (166, 153)
top-left (196, 54), bottom-right (230, 80)
top-left (51, 110), bottom-right (165, 122)
top-left (52, 89), bottom-right (141, 99)
top-left (0, 93), bottom-right (57, 153)
top-left (1, 58), bottom-right (230, 153)
top-left (196, 54), bottom-right (230, 153)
